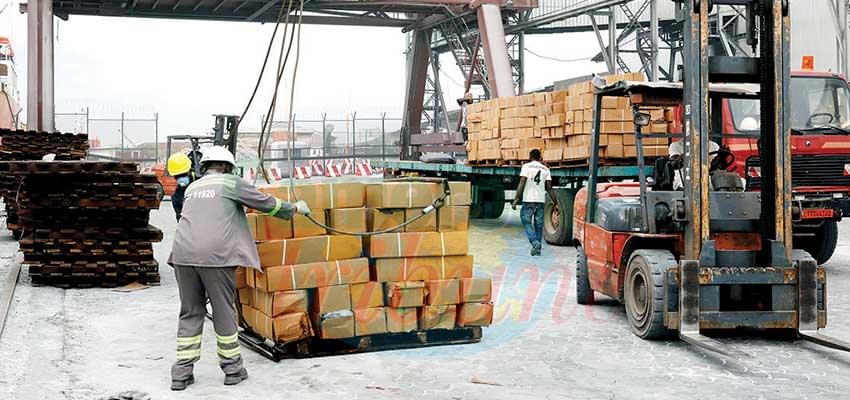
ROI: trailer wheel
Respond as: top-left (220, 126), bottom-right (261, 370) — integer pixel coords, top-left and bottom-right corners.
top-left (801, 220), bottom-right (838, 265)
top-left (624, 250), bottom-right (676, 339)
top-left (544, 188), bottom-right (578, 245)
top-left (576, 246), bottom-right (594, 305)
top-left (482, 188), bottom-right (505, 219)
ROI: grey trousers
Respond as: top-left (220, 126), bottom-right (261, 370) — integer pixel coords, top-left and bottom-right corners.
top-left (171, 265), bottom-right (243, 380)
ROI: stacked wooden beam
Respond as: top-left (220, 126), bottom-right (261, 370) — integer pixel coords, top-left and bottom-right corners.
top-left (1, 161), bottom-right (162, 287)
top-left (0, 129), bottom-right (89, 160)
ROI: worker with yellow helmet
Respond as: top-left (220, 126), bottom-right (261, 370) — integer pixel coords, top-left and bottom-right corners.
top-left (167, 152), bottom-right (198, 221)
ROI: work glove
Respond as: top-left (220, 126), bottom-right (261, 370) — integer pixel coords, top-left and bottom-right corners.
top-left (294, 200), bottom-right (311, 216)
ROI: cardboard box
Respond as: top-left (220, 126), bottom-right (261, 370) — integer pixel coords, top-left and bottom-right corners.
top-left (460, 278), bottom-right (492, 302)
top-left (457, 302), bottom-right (494, 327)
top-left (246, 309), bottom-right (313, 343)
top-left (257, 235), bottom-right (362, 267)
top-left (255, 214), bottom-right (294, 241)
top-left (425, 279), bottom-right (461, 306)
top-left (293, 183), bottom-right (331, 210)
top-left (238, 287), bottom-right (252, 306)
top-left (437, 206), bottom-right (469, 232)
top-left (254, 258), bottom-right (369, 291)
top-left (418, 305), bottom-right (457, 330)
top-left (328, 182), bottom-right (365, 208)
top-left (312, 310), bottom-right (355, 339)
top-left (292, 212), bottom-right (326, 238)
top-left (385, 307), bottom-right (418, 333)
top-left (258, 185), bottom-right (291, 201)
top-left (372, 255), bottom-right (474, 282)
top-left (369, 231), bottom-right (468, 258)
top-left (236, 267), bottom-right (248, 289)
top-left (353, 307), bottom-right (388, 336)
top-left (313, 284), bottom-right (352, 314)
top-left (253, 289), bottom-right (308, 317)
top-left (366, 182), bottom-right (443, 208)
top-left (368, 209), bottom-right (405, 232)
top-left (350, 281), bottom-right (384, 309)
top-left (246, 214), bottom-right (259, 240)
top-left (385, 281), bottom-right (425, 308)
top-left (328, 207), bottom-right (367, 235)
top-left (404, 208), bottom-right (437, 232)
top-left (543, 148), bottom-right (563, 162)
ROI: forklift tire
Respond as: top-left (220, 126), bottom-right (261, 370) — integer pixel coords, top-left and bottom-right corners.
top-left (624, 249), bottom-right (676, 339)
top-left (803, 220), bottom-right (838, 265)
top-left (576, 247), bottom-right (594, 305)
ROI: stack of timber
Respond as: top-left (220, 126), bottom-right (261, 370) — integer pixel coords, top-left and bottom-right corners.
top-left (238, 180), bottom-right (490, 358)
top-left (0, 129), bottom-right (90, 237)
top-left (0, 129), bottom-right (89, 160)
top-left (466, 72), bottom-right (676, 167)
top-left (1, 161), bottom-right (163, 287)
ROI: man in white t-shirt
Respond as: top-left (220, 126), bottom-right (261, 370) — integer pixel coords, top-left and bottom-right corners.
top-left (511, 149), bottom-right (558, 256)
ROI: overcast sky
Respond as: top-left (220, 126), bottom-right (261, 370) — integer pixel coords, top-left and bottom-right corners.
top-left (1, 6), bottom-right (608, 146)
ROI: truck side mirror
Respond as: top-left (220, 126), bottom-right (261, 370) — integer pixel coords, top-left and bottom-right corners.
top-left (633, 112), bottom-right (652, 127)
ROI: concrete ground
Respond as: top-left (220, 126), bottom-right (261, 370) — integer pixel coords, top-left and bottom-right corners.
top-left (2, 203), bottom-right (850, 400)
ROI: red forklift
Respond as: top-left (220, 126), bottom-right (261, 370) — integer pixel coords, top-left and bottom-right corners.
top-left (572, 0), bottom-right (850, 355)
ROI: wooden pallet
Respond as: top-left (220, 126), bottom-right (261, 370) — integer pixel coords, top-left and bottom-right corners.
top-left (239, 327), bottom-right (483, 362)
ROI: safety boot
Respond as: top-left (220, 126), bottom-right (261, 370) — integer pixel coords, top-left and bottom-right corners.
top-left (171, 376), bottom-right (194, 391)
top-left (224, 368), bottom-right (248, 386)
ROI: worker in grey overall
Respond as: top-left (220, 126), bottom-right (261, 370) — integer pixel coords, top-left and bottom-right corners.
top-left (168, 146), bottom-right (309, 390)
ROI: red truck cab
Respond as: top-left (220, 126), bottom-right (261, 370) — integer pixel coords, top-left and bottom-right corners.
top-left (722, 71), bottom-right (850, 264)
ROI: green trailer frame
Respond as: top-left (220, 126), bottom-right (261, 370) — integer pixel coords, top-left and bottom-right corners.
top-left (373, 160), bottom-right (652, 245)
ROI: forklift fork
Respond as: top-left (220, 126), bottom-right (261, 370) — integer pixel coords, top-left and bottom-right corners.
top-left (678, 260), bottom-right (752, 359)
top-left (797, 258), bottom-right (850, 352)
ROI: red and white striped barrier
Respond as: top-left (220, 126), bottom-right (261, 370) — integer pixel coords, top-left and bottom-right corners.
top-left (341, 158), bottom-right (353, 175)
top-left (310, 160), bottom-right (325, 176)
top-left (325, 163), bottom-right (343, 177)
top-left (293, 166), bottom-right (312, 180)
top-left (354, 162), bottom-right (372, 176)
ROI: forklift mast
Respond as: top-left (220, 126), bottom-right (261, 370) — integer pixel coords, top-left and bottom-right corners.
top-left (213, 114), bottom-right (240, 156)
top-left (680, 0), bottom-right (791, 267)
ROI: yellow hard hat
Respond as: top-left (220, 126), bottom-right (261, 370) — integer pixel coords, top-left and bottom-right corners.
top-left (167, 153), bottom-right (192, 176)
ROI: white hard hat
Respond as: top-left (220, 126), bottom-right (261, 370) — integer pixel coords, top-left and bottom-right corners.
top-left (200, 145), bottom-right (236, 167)
top-left (740, 117), bottom-right (759, 131)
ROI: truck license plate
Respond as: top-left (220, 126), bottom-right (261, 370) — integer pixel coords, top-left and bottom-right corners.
top-left (802, 209), bottom-right (834, 219)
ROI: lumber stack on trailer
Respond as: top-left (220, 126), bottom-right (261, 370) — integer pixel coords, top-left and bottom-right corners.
top-left (238, 180), bottom-right (490, 355)
top-left (0, 129), bottom-right (89, 160)
top-left (0, 161), bottom-right (163, 287)
top-left (466, 72), bottom-right (676, 167)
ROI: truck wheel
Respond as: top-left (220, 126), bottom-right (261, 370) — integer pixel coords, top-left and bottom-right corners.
top-left (576, 247), bottom-right (594, 305)
top-left (804, 220), bottom-right (839, 265)
top-left (544, 188), bottom-right (577, 245)
top-left (624, 250), bottom-right (676, 339)
top-left (482, 188), bottom-right (505, 219)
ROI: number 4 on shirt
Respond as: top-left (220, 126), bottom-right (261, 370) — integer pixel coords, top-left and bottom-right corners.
top-left (533, 170), bottom-right (541, 185)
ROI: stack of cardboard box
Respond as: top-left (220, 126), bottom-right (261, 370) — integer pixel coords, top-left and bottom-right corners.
top-left (365, 181), bottom-right (493, 330)
top-left (465, 72), bottom-right (675, 166)
top-left (237, 180), bottom-right (493, 346)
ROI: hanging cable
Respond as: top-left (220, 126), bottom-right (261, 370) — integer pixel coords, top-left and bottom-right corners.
top-left (524, 47), bottom-right (592, 63)
top-left (247, 0), bottom-right (451, 236)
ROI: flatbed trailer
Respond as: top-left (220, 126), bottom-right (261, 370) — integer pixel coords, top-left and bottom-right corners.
top-left (374, 159), bottom-right (651, 245)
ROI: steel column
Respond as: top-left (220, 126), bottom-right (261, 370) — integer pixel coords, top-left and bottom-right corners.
top-left (608, 8), bottom-right (617, 74)
top-left (476, 3), bottom-right (514, 98)
top-left (26, 0), bottom-right (55, 132)
top-left (401, 29), bottom-right (432, 160)
top-left (649, 0), bottom-right (659, 81)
